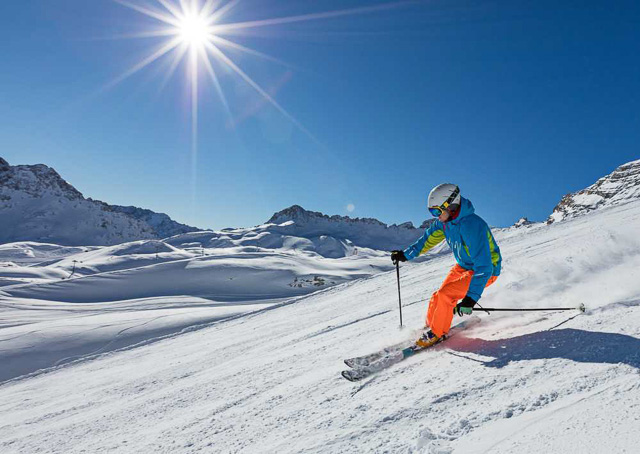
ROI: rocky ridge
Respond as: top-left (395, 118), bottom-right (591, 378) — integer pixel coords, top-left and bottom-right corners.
top-left (547, 159), bottom-right (640, 223)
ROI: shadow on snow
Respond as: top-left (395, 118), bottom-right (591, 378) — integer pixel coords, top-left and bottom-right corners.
top-left (449, 328), bottom-right (640, 369)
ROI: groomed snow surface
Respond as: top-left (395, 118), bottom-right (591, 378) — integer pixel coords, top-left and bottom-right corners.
top-left (2, 202), bottom-right (640, 453)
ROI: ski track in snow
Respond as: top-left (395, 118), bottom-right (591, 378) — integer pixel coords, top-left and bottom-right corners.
top-left (1, 202), bottom-right (640, 452)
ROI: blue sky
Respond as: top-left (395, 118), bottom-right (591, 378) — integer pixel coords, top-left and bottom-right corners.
top-left (1, 0), bottom-right (638, 230)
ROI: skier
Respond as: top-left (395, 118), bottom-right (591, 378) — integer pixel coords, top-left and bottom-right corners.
top-left (391, 184), bottom-right (502, 348)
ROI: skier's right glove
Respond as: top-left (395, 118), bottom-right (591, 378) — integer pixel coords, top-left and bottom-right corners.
top-left (454, 296), bottom-right (477, 316)
top-left (391, 250), bottom-right (407, 265)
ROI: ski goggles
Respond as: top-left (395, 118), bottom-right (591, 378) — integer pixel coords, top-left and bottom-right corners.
top-left (428, 206), bottom-right (446, 217)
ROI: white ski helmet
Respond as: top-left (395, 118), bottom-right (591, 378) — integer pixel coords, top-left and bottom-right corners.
top-left (428, 183), bottom-right (461, 216)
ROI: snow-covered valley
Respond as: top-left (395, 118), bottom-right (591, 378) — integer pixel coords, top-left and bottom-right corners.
top-left (0, 239), bottom-right (400, 383)
top-left (1, 195), bottom-right (640, 453)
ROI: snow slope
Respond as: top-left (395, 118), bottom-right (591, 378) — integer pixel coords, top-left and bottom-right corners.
top-left (1, 200), bottom-right (640, 452)
top-left (0, 238), bottom-right (397, 381)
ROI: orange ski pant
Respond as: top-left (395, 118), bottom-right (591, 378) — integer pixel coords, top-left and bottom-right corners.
top-left (426, 264), bottom-right (498, 337)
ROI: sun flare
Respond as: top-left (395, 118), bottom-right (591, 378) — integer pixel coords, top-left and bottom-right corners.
top-left (111, 0), bottom-right (412, 200)
top-left (111, 0), bottom-right (409, 130)
top-left (111, 0), bottom-right (313, 130)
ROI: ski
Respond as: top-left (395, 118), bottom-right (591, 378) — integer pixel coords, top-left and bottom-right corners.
top-left (343, 340), bottom-right (410, 369)
top-left (341, 316), bottom-right (480, 382)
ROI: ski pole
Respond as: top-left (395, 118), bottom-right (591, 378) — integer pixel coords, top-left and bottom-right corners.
top-left (475, 302), bottom-right (585, 314)
top-left (395, 261), bottom-right (403, 327)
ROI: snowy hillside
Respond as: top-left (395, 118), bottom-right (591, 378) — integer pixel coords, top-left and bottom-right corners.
top-left (0, 237), bottom-right (398, 381)
top-left (548, 158), bottom-right (640, 223)
top-left (1, 199), bottom-right (640, 452)
top-left (0, 157), bottom-right (199, 246)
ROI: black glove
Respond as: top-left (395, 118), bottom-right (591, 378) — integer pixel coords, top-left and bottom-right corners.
top-left (391, 250), bottom-right (407, 265)
top-left (454, 296), bottom-right (477, 316)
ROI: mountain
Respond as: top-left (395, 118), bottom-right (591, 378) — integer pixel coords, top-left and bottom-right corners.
top-left (166, 205), bottom-right (434, 258)
top-left (266, 204), bottom-right (432, 251)
top-left (547, 159), bottom-right (640, 223)
top-left (0, 157), bottom-right (200, 246)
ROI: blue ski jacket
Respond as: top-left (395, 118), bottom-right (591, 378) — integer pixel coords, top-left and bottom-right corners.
top-left (403, 197), bottom-right (502, 301)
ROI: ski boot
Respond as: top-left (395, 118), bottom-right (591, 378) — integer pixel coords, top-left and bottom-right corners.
top-left (415, 330), bottom-right (444, 349)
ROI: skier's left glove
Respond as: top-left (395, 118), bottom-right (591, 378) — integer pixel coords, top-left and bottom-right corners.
top-left (454, 296), bottom-right (476, 316)
top-left (391, 250), bottom-right (407, 265)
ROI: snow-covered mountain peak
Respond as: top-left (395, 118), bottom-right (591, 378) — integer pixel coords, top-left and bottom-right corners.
top-left (548, 159), bottom-right (640, 223)
top-left (267, 204), bottom-right (388, 228)
top-left (0, 157), bottom-right (200, 245)
top-left (267, 204), bottom-right (314, 224)
top-left (0, 158), bottom-right (83, 201)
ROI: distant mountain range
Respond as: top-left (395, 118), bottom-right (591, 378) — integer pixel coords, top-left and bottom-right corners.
top-left (0, 157), bottom-right (433, 254)
top-left (165, 205), bottom-right (434, 258)
top-left (2, 156), bottom-right (639, 250)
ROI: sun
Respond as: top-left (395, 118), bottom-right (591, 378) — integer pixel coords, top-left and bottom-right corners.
top-left (177, 11), bottom-right (211, 48)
